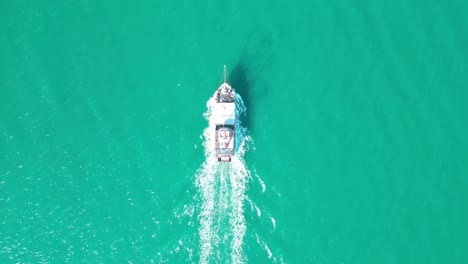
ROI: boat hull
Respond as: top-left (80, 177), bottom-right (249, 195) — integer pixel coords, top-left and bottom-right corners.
top-left (213, 66), bottom-right (235, 162)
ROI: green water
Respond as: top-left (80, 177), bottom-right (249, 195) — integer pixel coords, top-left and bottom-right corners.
top-left (1, 0), bottom-right (468, 263)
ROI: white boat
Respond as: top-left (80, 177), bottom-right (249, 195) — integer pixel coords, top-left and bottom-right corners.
top-left (213, 65), bottom-right (235, 162)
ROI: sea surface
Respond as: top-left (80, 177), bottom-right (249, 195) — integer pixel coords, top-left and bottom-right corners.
top-left (1, 0), bottom-right (468, 263)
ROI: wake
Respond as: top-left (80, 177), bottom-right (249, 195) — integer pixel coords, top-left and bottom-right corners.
top-left (195, 95), bottom-right (251, 264)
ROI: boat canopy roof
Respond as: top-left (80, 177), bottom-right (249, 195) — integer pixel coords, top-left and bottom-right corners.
top-left (213, 103), bottom-right (235, 125)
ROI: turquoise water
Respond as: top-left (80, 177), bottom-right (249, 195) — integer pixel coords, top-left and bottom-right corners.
top-left (1, 0), bottom-right (468, 263)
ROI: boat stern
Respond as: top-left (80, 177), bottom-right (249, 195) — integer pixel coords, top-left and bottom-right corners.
top-left (215, 125), bottom-right (235, 162)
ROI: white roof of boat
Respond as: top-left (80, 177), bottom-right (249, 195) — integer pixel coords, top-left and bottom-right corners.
top-left (213, 103), bottom-right (235, 125)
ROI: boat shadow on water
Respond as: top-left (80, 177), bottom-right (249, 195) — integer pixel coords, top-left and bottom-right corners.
top-left (230, 64), bottom-right (252, 130)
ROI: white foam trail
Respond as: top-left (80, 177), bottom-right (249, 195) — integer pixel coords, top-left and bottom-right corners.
top-left (195, 94), bottom-right (251, 264)
top-left (255, 204), bottom-right (262, 218)
top-left (270, 216), bottom-right (276, 231)
top-left (254, 233), bottom-right (274, 260)
top-left (245, 197), bottom-right (254, 213)
top-left (195, 157), bottom-right (216, 263)
top-left (229, 157), bottom-right (249, 264)
top-left (253, 168), bottom-right (266, 193)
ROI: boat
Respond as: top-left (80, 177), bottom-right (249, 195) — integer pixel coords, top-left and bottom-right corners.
top-left (213, 65), bottom-right (236, 162)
